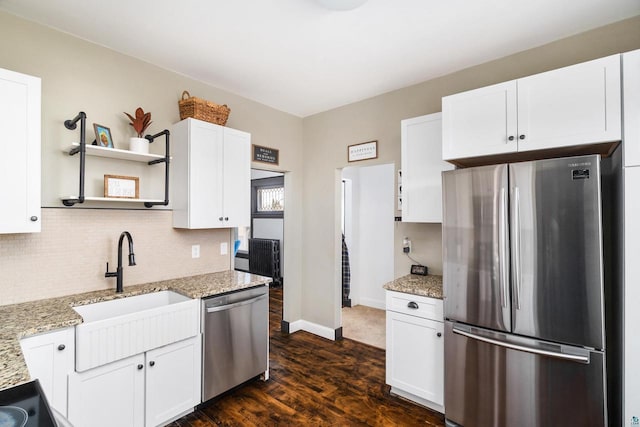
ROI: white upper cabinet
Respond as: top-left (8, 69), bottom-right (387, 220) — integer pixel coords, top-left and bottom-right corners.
top-left (0, 67), bottom-right (41, 233)
top-left (172, 118), bottom-right (250, 229)
top-left (442, 81), bottom-right (517, 160)
top-left (443, 54), bottom-right (621, 161)
top-left (517, 54), bottom-right (621, 152)
top-left (624, 49), bottom-right (640, 167)
top-left (401, 113), bottom-right (454, 223)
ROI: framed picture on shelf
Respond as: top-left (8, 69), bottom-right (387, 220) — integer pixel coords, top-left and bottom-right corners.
top-left (93, 123), bottom-right (114, 148)
top-left (104, 174), bottom-right (139, 199)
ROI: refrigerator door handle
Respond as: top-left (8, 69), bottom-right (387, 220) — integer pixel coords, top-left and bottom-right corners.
top-left (452, 326), bottom-right (590, 364)
top-left (499, 188), bottom-right (509, 308)
top-left (513, 186), bottom-right (522, 310)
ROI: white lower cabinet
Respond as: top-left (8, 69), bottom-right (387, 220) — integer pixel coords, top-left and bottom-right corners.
top-left (68, 336), bottom-right (201, 427)
top-left (145, 337), bottom-right (201, 427)
top-left (19, 328), bottom-right (75, 417)
top-left (386, 291), bottom-right (444, 413)
top-left (68, 353), bottom-right (145, 427)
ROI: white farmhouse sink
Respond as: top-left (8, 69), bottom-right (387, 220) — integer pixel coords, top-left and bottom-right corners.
top-left (73, 291), bottom-right (199, 372)
top-left (73, 290), bottom-right (190, 322)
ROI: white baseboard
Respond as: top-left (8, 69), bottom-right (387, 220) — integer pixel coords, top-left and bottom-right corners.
top-left (359, 297), bottom-right (386, 310)
top-left (289, 320), bottom-right (336, 341)
top-left (390, 387), bottom-right (444, 414)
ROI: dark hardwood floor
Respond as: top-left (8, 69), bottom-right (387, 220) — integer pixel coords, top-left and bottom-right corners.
top-left (168, 287), bottom-right (445, 426)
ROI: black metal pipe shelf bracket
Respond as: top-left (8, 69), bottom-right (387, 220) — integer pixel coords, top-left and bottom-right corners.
top-left (62, 111), bottom-right (87, 206)
top-left (143, 129), bottom-right (170, 208)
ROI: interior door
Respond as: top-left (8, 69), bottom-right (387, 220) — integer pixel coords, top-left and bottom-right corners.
top-left (442, 164), bottom-right (510, 332)
top-left (509, 155), bottom-right (605, 349)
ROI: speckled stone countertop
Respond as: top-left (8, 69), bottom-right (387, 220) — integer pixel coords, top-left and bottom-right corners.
top-left (383, 274), bottom-right (443, 299)
top-left (0, 270), bottom-right (270, 391)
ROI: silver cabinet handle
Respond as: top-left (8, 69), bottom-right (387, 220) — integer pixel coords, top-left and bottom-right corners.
top-left (205, 294), bottom-right (267, 313)
top-left (452, 327), bottom-right (589, 364)
top-left (57, 344), bottom-right (66, 351)
top-left (30, 216), bottom-right (38, 222)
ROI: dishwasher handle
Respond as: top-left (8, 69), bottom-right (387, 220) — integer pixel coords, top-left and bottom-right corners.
top-left (205, 293), bottom-right (267, 313)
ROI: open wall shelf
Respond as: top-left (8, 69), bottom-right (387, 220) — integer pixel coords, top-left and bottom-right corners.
top-left (66, 143), bottom-right (168, 163)
top-left (61, 112), bottom-right (170, 208)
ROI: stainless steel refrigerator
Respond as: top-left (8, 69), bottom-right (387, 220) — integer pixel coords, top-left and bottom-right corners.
top-left (442, 154), bottom-right (622, 427)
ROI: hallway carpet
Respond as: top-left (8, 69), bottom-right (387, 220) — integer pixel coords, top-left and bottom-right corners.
top-left (342, 304), bottom-right (386, 349)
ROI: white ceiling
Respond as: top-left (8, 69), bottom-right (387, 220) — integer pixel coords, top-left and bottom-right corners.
top-left (1, 0), bottom-right (639, 117)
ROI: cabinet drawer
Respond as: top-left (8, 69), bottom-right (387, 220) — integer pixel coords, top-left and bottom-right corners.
top-left (386, 291), bottom-right (443, 321)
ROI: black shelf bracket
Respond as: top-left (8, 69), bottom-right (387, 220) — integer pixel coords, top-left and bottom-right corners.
top-left (143, 130), bottom-right (170, 208)
top-left (62, 111), bottom-right (87, 206)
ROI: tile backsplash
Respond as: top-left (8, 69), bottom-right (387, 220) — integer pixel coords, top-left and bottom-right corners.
top-left (0, 208), bottom-right (231, 305)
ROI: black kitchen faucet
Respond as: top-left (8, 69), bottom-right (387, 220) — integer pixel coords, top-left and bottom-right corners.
top-left (105, 231), bottom-right (136, 293)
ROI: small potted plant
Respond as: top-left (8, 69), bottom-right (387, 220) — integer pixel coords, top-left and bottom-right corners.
top-left (124, 107), bottom-right (152, 153)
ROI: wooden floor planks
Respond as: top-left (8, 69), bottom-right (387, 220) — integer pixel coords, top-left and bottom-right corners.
top-left (167, 287), bottom-right (445, 426)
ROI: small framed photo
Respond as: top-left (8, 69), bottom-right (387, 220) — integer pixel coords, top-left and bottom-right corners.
top-left (104, 174), bottom-right (139, 199)
top-left (348, 140), bottom-right (378, 162)
top-left (93, 123), bottom-right (114, 148)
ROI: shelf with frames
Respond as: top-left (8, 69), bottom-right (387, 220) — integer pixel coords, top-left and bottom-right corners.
top-left (61, 111), bottom-right (170, 208)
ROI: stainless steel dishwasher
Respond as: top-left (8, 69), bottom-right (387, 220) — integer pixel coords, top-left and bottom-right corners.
top-left (201, 285), bottom-right (269, 402)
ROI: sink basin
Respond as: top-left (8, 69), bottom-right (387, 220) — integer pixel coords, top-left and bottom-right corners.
top-left (73, 290), bottom-right (191, 322)
top-left (73, 290), bottom-right (199, 372)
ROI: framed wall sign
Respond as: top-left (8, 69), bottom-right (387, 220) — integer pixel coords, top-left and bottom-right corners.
top-left (348, 140), bottom-right (377, 162)
top-left (104, 175), bottom-right (139, 199)
top-left (253, 144), bottom-right (279, 165)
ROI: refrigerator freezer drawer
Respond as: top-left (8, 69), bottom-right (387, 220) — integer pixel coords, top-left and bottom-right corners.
top-left (444, 321), bottom-right (606, 427)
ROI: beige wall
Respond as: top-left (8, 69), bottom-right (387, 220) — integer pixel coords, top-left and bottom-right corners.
top-left (2, 10), bottom-right (640, 332)
top-left (301, 15), bottom-right (640, 330)
top-left (0, 11), bottom-right (304, 308)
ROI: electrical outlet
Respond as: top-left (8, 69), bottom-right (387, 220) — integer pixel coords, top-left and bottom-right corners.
top-left (402, 237), bottom-right (411, 253)
top-left (220, 242), bottom-right (228, 255)
top-left (191, 245), bottom-right (200, 259)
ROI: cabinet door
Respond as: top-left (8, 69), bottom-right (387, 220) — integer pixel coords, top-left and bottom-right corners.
top-left (442, 80), bottom-right (517, 160)
top-left (624, 49), bottom-right (640, 167)
top-left (145, 337), bottom-right (201, 427)
top-left (0, 67), bottom-right (40, 233)
top-left (386, 310), bottom-right (444, 406)
top-left (517, 54), bottom-right (621, 152)
top-left (401, 113), bottom-right (454, 223)
top-left (221, 127), bottom-right (251, 228)
top-left (68, 354), bottom-right (145, 427)
top-left (624, 167), bottom-right (640, 424)
top-left (19, 328), bottom-right (74, 417)
top-left (188, 119), bottom-right (224, 228)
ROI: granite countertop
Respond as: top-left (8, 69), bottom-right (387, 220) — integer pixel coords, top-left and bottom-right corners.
top-left (383, 274), bottom-right (443, 299)
top-left (0, 270), bottom-right (270, 391)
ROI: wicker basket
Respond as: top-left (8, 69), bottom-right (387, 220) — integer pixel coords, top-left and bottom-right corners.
top-left (178, 90), bottom-right (230, 126)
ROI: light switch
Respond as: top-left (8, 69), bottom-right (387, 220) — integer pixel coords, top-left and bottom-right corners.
top-left (220, 242), bottom-right (228, 255)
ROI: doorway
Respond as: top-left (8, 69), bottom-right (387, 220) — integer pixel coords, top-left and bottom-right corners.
top-left (234, 169), bottom-right (284, 287)
top-left (340, 163), bottom-right (394, 348)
